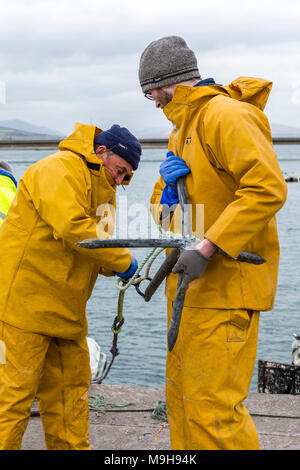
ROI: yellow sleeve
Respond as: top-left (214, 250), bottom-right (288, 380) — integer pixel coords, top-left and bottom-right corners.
top-left (28, 158), bottom-right (132, 274)
top-left (99, 267), bottom-right (115, 277)
top-left (203, 99), bottom-right (287, 258)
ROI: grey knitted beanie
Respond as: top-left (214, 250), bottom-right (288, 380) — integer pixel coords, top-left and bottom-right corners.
top-left (139, 36), bottom-right (201, 93)
top-left (0, 160), bottom-right (13, 175)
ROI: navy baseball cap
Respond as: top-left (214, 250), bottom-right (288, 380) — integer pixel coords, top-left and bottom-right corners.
top-left (94, 125), bottom-right (141, 170)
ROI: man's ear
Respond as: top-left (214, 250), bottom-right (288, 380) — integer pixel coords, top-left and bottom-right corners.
top-left (95, 145), bottom-right (107, 157)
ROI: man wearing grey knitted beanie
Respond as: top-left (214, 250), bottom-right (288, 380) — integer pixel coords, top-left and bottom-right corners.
top-left (139, 36), bottom-right (287, 450)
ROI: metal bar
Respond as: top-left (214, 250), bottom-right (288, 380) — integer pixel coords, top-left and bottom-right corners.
top-left (167, 175), bottom-right (191, 352)
top-left (77, 238), bottom-right (266, 264)
top-left (177, 176), bottom-right (192, 239)
top-left (167, 274), bottom-right (190, 351)
top-left (77, 238), bottom-right (186, 249)
top-left (144, 248), bottom-right (180, 302)
top-left (217, 248), bottom-right (266, 264)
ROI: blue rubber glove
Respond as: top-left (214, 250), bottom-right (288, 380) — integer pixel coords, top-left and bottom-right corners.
top-left (114, 256), bottom-right (138, 279)
top-left (159, 151), bottom-right (191, 189)
top-left (160, 185), bottom-right (179, 206)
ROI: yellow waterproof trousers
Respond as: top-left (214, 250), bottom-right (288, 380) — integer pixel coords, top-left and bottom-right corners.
top-left (0, 321), bottom-right (91, 450)
top-left (166, 300), bottom-right (260, 450)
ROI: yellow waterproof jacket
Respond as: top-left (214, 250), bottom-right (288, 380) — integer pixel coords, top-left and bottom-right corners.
top-left (0, 123), bottom-right (132, 339)
top-left (150, 77), bottom-right (287, 311)
top-left (0, 173), bottom-right (17, 227)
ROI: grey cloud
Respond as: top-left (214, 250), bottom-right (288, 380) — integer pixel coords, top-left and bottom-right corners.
top-left (0, 0), bottom-right (299, 134)
top-left (0, 7), bottom-right (299, 74)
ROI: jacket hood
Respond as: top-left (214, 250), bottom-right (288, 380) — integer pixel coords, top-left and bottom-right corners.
top-left (164, 76), bottom-right (273, 124)
top-left (223, 76), bottom-right (273, 110)
top-left (58, 122), bottom-right (103, 166)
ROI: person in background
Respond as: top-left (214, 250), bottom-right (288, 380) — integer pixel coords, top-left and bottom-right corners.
top-left (139, 35), bottom-right (287, 450)
top-left (0, 123), bottom-right (141, 450)
top-left (0, 160), bottom-right (17, 226)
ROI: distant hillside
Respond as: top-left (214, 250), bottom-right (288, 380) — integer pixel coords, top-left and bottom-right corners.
top-left (270, 123), bottom-right (300, 138)
top-left (0, 119), bottom-right (299, 141)
top-left (0, 125), bottom-right (62, 140)
top-left (132, 127), bottom-right (171, 139)
top-left (135, 123), bottom-right (300, 139)
top-left (0, 119), bottom-right (64, 137)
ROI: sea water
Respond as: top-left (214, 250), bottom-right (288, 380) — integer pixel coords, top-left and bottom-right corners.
top-left (1, 145), bottom-right (299, 391)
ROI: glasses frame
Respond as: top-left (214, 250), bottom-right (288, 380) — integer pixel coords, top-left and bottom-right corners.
top-left (144, 92), bottom-right (154, 101)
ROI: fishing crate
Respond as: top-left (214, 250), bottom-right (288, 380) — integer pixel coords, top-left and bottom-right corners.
top-left (258, 359), bottom-right (300, 394)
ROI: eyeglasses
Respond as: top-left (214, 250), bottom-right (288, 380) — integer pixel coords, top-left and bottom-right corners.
top-left (144, 92), bottom-right (154, 101)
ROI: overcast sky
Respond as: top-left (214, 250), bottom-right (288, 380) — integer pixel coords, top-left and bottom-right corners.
top-left (0, 0), bottom-right (299, 137)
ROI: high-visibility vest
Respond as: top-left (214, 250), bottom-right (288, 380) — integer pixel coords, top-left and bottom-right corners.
top-left (0, 170), bottom-right (17, 227)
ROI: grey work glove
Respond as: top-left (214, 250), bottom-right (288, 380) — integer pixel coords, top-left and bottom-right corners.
top-left (172, 246), bottom-right (210, 283)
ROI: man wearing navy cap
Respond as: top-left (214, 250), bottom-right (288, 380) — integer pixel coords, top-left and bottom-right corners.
top-left (0, 123), bottom-right (141, 450)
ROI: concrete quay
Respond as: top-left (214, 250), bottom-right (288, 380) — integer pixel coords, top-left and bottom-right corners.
top-left (21, 384), bottom-right (300, 451)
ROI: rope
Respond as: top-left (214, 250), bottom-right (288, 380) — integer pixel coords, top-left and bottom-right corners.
top-left (88, 393), bottom-right (134, 413)
top-left (112, 246), bottom-right (165, 331)
top-left (97, 229), bottom-right (199, 383)
top-left (158, 225), bottom-right (199, 242)
top-left (88, 394), bottom-right (169, 422)
top-left (114, 245), bottom-right (166, 322)
top-left (152, 401), bottom-right (168, 422)
top-left (96, 244), bottom-right (166, 383)
top-left (115, 246), bottom-right (165, 293)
